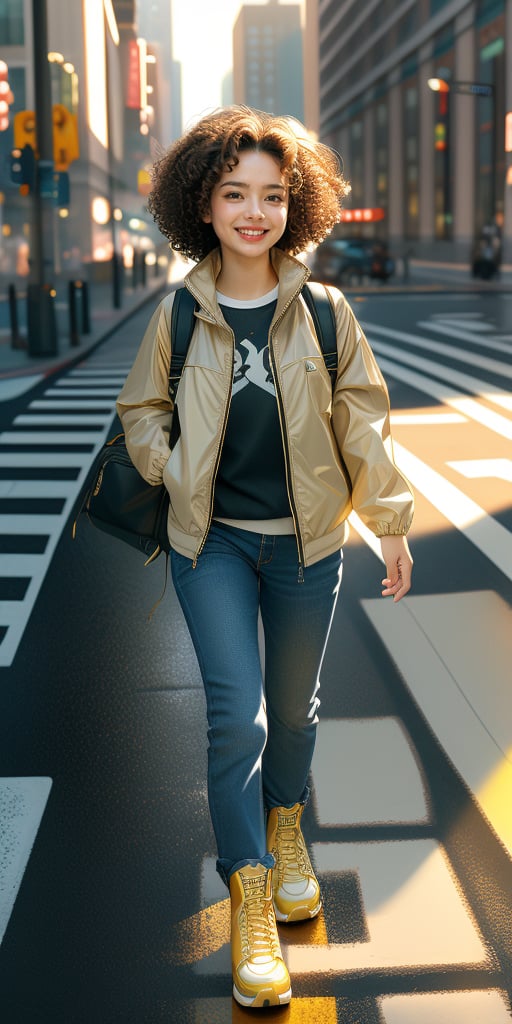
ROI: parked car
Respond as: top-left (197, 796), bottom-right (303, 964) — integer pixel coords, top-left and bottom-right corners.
top-left (309, 237), bottom-right (395, 285)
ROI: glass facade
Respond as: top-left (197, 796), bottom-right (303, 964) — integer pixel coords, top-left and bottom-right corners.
top-left (0, 0), bottom-right (24, 44)
top-left (403, 80), bottom-right (419, 239)
top-left (475, 8), bottom-right (505, 230)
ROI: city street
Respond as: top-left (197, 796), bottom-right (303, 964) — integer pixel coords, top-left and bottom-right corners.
top-left (0, 288), bottom-right (511, 1023)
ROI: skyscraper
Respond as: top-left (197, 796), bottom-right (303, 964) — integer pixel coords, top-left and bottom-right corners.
top-left (233, 2), bottom-right (304, 121)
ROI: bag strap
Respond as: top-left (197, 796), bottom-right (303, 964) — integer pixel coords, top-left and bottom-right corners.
top-left (169, 286), bottom-right (198, 401)
top-left (301, 281), bottom-right (337, 383)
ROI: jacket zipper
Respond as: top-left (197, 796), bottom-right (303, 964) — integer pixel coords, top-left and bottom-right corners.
top-left (267, 288), bottom-right (307, 578)
top-left (192, 321), bottom-right (235, 568)
top-left (188, 277), bottom-right (307, 574)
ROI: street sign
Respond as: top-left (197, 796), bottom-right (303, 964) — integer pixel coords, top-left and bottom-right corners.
top-left (451, 82), bottom-right (493, 97)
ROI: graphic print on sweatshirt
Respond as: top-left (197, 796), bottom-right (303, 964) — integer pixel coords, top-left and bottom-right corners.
top-left (214, 286), bottom-right (291, 521)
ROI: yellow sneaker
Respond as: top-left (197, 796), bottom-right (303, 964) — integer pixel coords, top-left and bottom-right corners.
top-left (267, 803), bottom-right (321, 922)
top-left (229, 863), bottom-right (292, 1008)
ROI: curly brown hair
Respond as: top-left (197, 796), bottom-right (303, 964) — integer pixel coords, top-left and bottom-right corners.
top-left (147, 106), bottom-right (349, 261)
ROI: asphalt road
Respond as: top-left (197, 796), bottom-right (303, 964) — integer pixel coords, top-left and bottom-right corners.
top-left (0, 290), bottom-right (511, 1023)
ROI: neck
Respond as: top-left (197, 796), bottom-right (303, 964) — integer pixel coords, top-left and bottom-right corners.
top-left (215, 252), bottom-right (278, 300)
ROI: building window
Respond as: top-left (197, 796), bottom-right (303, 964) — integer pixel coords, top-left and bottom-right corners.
top-left (402, 82), bottom-right (419, 239)
top-left (0, 0), bottom-right (24, 44)
top-left (476, 11), bottom-right (505, 230)
top-left (374, 98), bottom-right (389, 235)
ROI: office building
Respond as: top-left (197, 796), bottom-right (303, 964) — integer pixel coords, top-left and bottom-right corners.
top-left (233, 1), bottom-right (304, 122)
top-left (310, 0), bottom-right (510, 260)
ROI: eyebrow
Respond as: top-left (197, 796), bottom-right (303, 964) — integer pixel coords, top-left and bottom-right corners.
top-left (218, 180), bottom-right (287, 191)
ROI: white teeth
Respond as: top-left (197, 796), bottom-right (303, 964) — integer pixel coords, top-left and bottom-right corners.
top-left (238, 229), bottom-right (265, 236)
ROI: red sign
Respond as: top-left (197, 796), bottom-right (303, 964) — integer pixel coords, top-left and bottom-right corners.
top-left (126, 39), bottom-right (141, 110)
top-left (339, 208), bottom-right (385, 223)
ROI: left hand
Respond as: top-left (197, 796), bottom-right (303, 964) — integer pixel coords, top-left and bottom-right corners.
top-left (380, 535), bottom-right (413, 602)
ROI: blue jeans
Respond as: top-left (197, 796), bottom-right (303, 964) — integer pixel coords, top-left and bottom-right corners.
top-left (170, 522), bottom-right (343, 886)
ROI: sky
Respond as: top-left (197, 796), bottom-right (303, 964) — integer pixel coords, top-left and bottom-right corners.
top-left (171, 0), bottom-right (304, 129)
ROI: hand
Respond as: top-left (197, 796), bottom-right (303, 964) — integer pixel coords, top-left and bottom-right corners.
top-left (380, 535), bottom-right (413, 603)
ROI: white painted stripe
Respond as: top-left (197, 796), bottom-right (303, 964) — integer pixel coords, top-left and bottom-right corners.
top-left (69, 365), bottom-right (132, 373)
top-left (0, 777), bottom-right (53, 945)
top-left (68, 369), bottom-right (128, 377)
top-left (0, 453), bottom-right (93, 467)
top-left (0, 481), bottom-right (76, 498)
top-left (0, 514), bottom-right (62, 532)
top-left (375, 354), bottom-right (512, 440)
top-left (287, 840), bottom-right (487, 973)
top-left (0, 431), bottom-right (103, 445)
top-left (417, 320), bottom-right (512, 355)
top-left (311, 718), bottom-right (430, 826)
top-left (369, 337), bottom-right (512, 416)
top-left (381, 990), bottom-right (512, 1023)
top-left (43, 389), bottom-right (120, 397)
top-left (53, 378), bottom-right (124, 387)
top-left (431, 312), bottom-right (484, 320)
top-left (427, 318), bottom-right (493, 332)
top-left (390, 412), bottom-right (466, 425)
top-left (393, 442), bottom-right (512, 581)
top-left (29, 400), bottom-right (116, 410)
top-left (362, 594), bottom-right (512, 858)
top-left (364, 320), bottom-right (512, 382)
top-left (0, 554), bottom-right (48, 575)
top-left (448, 458), bottom-right (512, 483)
top-left (364, 318), bottom-right (512, 358)
top-left (13, 415), bottom-right (112, 426)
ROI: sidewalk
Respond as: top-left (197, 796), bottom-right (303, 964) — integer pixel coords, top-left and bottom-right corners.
top-left (0, 256), bottom-right (187, 400)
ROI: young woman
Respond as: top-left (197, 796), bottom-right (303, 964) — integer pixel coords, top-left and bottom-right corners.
top-left (117, 106), bottom-right (414, 1010)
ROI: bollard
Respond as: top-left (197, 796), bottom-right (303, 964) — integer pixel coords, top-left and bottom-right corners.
top-left (140, 252), bottom-right (147, 287)
top-left (80, 280), bottom-right (91, 333)
top-left (27, 283), bottom-right (58, 356)
top-left (8, 283), bottom-right (24, 349)
top-left (68, 280), bottom-right (80, 347)
top-left (112, 252), bottom-right (122, 309)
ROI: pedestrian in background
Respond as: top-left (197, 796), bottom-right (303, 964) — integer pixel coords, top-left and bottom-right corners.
top-left (116, 106), bottom-right (414, 1010)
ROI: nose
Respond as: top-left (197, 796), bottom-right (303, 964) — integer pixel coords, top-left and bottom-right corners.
top-left (246, 197), bottom-right (265, 219)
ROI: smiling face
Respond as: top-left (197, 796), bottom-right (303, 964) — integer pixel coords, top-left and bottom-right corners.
top-left (202, 149), bottom-right (289, 267)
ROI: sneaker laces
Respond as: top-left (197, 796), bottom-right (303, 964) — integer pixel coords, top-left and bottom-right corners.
top-left (275, 824), bottom-right (313, 887)
top-left (241, 875), bottom-right (278, 963)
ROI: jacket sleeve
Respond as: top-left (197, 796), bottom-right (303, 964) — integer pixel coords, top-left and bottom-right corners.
top-left (329, 288), bottom-right (414, 536)
top-left (116, 296), bottom-right (174, 485)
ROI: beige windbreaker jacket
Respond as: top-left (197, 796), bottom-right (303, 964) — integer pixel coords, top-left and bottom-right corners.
top-left (116, 247), bottom-right (413, 567)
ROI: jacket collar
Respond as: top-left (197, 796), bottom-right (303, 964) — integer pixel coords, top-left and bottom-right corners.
top-left (184, 247), bottom-right (310, 323)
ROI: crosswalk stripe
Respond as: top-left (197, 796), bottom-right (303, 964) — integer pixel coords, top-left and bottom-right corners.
top-left (0, 453), bottom-right (93, 467)
top-left (418, 320), bottom-right (512, 354)
top-left (374, 352), bottom-right (512, 437)
top-left (0, 481), bottom-right (77, 498)
top-left (43, 388), bottom-right (120, 397)
top-left (29, 400), bottom-right (117, 410)
top-left (0, 431), bottom-right (104, 445)
top-left (370, 338), bottom-right (512, 415)
top-left (13, 415), bottom-right (112, 426)
top-left (363, 319), bottom-right (512, 381)
top-left (0, 778), bottom-right (53, 944)
top-left (0, 514), bottom-right (64, 532)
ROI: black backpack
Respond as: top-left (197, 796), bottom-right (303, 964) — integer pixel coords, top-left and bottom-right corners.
top-left (169, 281), bottom-right (337, 401)
top-left (73, 282), bottom-right (337, 564)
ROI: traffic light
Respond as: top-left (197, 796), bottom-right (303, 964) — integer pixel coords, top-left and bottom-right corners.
top-left (52, 103), bottom-right (79, 170)
top-left (10, 145), bottom-right (36, 191)
top-left (14, 109), bottom-right (38, 153)
top-left (0, 60), bottom-right (15, 131)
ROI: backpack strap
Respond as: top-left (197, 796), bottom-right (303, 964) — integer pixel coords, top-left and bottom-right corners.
top-left (302, 281), bottom-right (338, 385)
top-left (169, 285), bottom-right (198, 401)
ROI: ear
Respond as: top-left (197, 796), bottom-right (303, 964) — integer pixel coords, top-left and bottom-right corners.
top-left (202, 209), bottom-right (212, 224)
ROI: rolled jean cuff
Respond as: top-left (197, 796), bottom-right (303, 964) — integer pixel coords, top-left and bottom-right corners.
top-left (265, 784), bottom-right (310, 812)
top-left (217, 852), bottom-right (275, 888)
